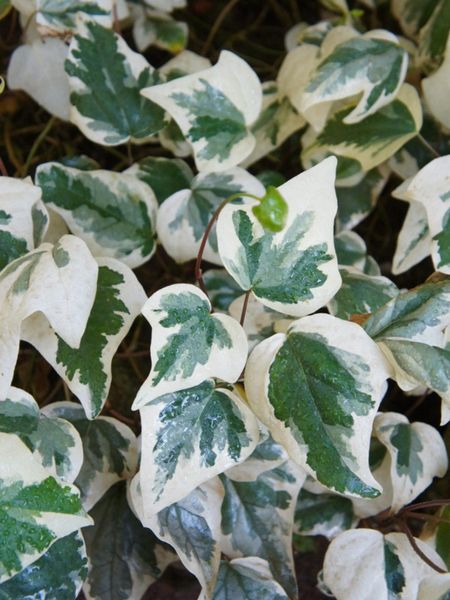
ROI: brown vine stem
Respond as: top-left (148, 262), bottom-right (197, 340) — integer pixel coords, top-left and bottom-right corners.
top-left (22, 116), bottom-right (56, 176)
top-left (240, 289), bottom-right (251, 327)
top-left (0, 157), bottom-right (8, 177)
top-left (398, 519), bottom-right (446, 574)
top-left (403, 511), bottom-right (450, 526)
top-left (397, 499), bottom-right (450, 515)
top-left (417, 133), bottom-right (441, 159)
top-left (194, 191), bottom-right (260, 299)
top-left (201, 0), bottom-right (242, 55)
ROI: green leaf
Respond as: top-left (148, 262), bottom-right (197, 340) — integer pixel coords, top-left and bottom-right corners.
top-left (393, 201), bottom-right (431, 275)
top-left (217, 157), bottom-right (340, 317)
top-left (303, 33), bottom-right (408, 124)
top-left (203, 268), bottom-right (244, 311)
top-left (423, 36), bottom-right (450, 130)
top-left (133, 284), bottom-right (247, 408)
top-left (142, 50), bottom-right (262, 172)
top-left (23, 258), bottom-right (146, 418)
top-left (334, 230), bottom-right (381, 275)
top-left (83, 481), bottom-right (175, 600)
top-left (133, 8), bottom-right (188, 53)
top-left (0, 177), bottom-right (48, 271)
top-left (328, 267), bottom-right (398, 320)
top-left (0, 387), bottom-right (83, 483)
top-left (0, 532), bottom-right (87, 600)
top-left (36, 0), bottom-right (112, 33)
top-left (138, 379), bottom-right (258, 512)
top-left (0, 432), bottom-right (91, 583)
top-left (0, 236), bottom-right (98, 400)
top-left (417, 0), bottom-right (450, 67)
top-left (65, 21), bottom-right (166, 145)
top-left (435, 506), bottom-right (450, 570)
top-left (125, 156), bottom-right (193, 205)
top-left (304, 84), bottom-right (422, 171)
top-left (212, 558), bottom-right (289, 600)
top-left (220, 460), bottom-right (302, 598)
top-left (245, 314), bottom-right (390, 497)
top-left (36, 162), bottom-right (158, 268)
top-left (43, 402), bottom-right (138, 511)
top-left (156, 168), bottom-right (264, 264)
top-left (294, 489), bottom-right (356, 539)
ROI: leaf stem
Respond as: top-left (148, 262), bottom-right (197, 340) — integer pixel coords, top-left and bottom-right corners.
top-left (398, 519), bottom-right (446, 573)
top-left (0, 157), bottom-right (8, 177)
top-left (22, 116), bottom-right (56, 176)
top-left (201, 0), bottom-right (242, 55)
top-left (417, 133), bottom-right (440, 160)
top-left (240, 289), bottom-right (251, 326)
top-left (397, 499), bottom-right (450, 515)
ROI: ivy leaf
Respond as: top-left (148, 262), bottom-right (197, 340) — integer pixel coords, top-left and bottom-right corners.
top-left (138, 379), bottom-right (259, 513)
top-left (220, 460), bottom-right (303, 598)
top-left (0, 433), bottom-right (92, 583)
top-left (392, 156), bottom-right (450, 274)
top-left (43, 402), bottom-right (138, 511)
top-left (418, 574), bottom-right (450, 600)
top-left (65, 21), bottom-right (166, 145)
top-left (36, 0), bottom-right (112, 34)
top-left (245, 314), bottom-right (390, 497)
top-left (0, 235), bottom-right (98, 399)
top-left (417, 0), bottom-right (450, 67)
top-left (133, 7), bottom-right (188, 54)
top-left (0, 176), bottom-right (48, 270)
top-left (225, 432), bottom-right (289, 482)
top-left (132, 284), bottom-right (248, 409)
top-left (323, 530), bottom-right (446, 600)
top-left (203, 268), bottom-right (244, 312)
top-left (334, 230), bottom-right (381, 275)
top-left (130, 476), bottom-right (223, 598)
top-left (303, 84), bottom-right (422, 171)
top-left (0, 532), bottom-right (88, 600)
top-left (229, 294), bottom-right (285, 352)
top-left (125, 156), bottom-right (194, 205)
top-left (156, 167), bottom-right (264, 264)
top-left (142, 50), bottom-right (262, 172)
top-left (210, 558), bottom-right (289, 600)
top-left (423, 36), bottom-right (450, 130)
top-left (83, 481), bottom-right (175, 600)
top-left (217, 157), bottom-right (341, 317)
top-left (328, 267), bottom-right (399, 320)
top-left (0, 387), bottom-right (83, 484)
top-left (294, 489), bottom-right (357, 539)
top-left (302, 32), bottom-right (408, 124)
top-left (36, 162), bottom-right (158, 269)
top-left (393, 201), bottom-right (431, 275)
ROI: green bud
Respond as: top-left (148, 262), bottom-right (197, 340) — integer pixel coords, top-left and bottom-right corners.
top-left (252, 186), bottom-right (288, 232)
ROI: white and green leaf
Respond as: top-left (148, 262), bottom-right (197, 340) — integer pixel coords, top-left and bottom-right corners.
top-left (36, 162), bottom-right (158, 269)
top-left (0, 235), bottom-right (98, 399)
top-left (133, 7), bottom-right (188, 54)
top-left (245, 314), bottom-right (390, 497)
top-left (0, 432), bottom-right (91, 583)
top-left (36, 0), bottom-right (113, 34)
top-left (217, 157), bottom-right (341, 317)
top-left (138, 379), bottom-right (259, 513)
top-left (423, 35), bottom-right (450, 130)
top-left (156, 167), bottom-right (264, 264)
top-left (203, 268), bottom-right (244, 312)
top-left (229, 294), bottom-right (285, 351)
top-left (294, 488), bottom-right (357, 539)
top-left (43, 402), bottom-right (138, 511)
top-left (334, 230), bottom-right (381, 275)
top-left (418, 573), bottom-right (450, 600)
top-left (65, 21), bottom-right (167, 145)
top-left (141, 50), bottom-right (262, 172)
top-left (133, 284), bottom-right (248, 408)
top-left (392, 201), bottom-right (432, 275)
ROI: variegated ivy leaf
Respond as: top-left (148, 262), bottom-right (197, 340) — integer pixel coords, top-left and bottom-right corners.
top-left (302, 84), bottom-right (423, 171)
top-left (393, 201), bottom-right (432, 275)
top-left (373, 412), bottom-right (447, 513)
top-left (65, 21), bottom-right (166, 145)
top-left (22, 257), bottom-right (146, 419)
top-left (294, 488), bottom-right (357, 539)
top-left (334, 230), bottom-right (381, 275)
top-left (416, 1), bottom-right (450, 68)
top-left (391, 0), bottom-right (438, 38)
top-left (328, 267), bottom-right (399, 320)
top-left (423, 35), bottom-right (450, 130)
top-left (203, 268), bottom-right (243, 312)
top-left (301, 31), bottom-right (408, 125)
top-left (229, 294), bottom-right (285, 352)
top-left (36, 162), bottom-right (158, 269)
top-left (133, 6), bottom-right (188, 53)
top-left (7, 38), bottom-right (70, 121)
top-left (0, 432), bottom-right (92, 583)
top-left (143, 0), bottom-right (186, 10)
top-left (157, 167), bottom-right (264, 264)
top-left (0, 176), bottom-right (48, 270)
top-left (42, 402), bottom-right (138, 511)
top-left (245, 314), bottom-right (390, 497)
top-left (0, 235), bottom-right (98, 400)
top-left (83, 481), bottom-right (175, 600)
top-left (158, 49), bottom-right (212, 80)
top-left (242, 81), bottom-right (306, 167)
top-left (130, 475), bottom-right (223, 598)
top-left (208, 557), bottom-right (289, 600)
top-left (133, 284), bottom-right (248, 408)
top-left (35, 0), bottom-right (112, 34)
top-left (0, 531), bottom-right (87, 600)
top-left (225, 431), bottom-right (289, 482)
top-left (323, 530), bottom-right (447, 600)
top-left (138, 379), bottom-right (259, 513)
top-left (0, 387), bottom-right (83, 483)
top-left (220, 460), bottom-right (304, 598)
top-left (284, 20), bottom-right (333, 52)
top-left (125, 156), bottom-right (194, 205)
top-left (392, 156), bottom-right (450, 274)
top-left (142, 50), bottom-right (262, 172)
top-left (418, 573), bottom-right (450, 600)
top-left (217, 157), bottom-right (341, 317)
